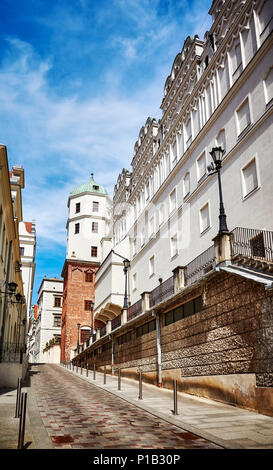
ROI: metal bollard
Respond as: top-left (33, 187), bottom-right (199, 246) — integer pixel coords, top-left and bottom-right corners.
top-left (93, 363), bottom-right (96, 380)
top-left (73, 363), bottom-right (74, 372)
top-left (104, 366), bottom-right (106, 384)
top-left (118, 368), bottom-right (121, 391)
top-left (171, 380), bottom-right (179, 415)
top-left (81, 363), bottom-right (82, 375)
top-left (138, 370), bottom-right (143, 400)
top-left (15, 377), bottom-right (22, 418)
top-left (17, 392), bottom-right (27, 449)
top-left (86, 363), bottom-right (88, 377)
top-left (70, 361), bottom-right (71, 370)
top-left (76, 365), bottom-right (78, 373)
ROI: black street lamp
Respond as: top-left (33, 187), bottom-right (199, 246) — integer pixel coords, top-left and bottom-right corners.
top-left (123, 259), bottom-right (130, 309)
top-left (77, 322), bottom-right (81, 354)
top-left (208, 146), bottom-right (229, 234)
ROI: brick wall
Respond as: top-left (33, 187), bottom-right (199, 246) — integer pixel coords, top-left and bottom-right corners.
top-left (61, 260), bottom-right (99, 362)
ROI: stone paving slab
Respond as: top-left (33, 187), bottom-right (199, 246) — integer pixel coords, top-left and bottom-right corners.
top-left (23, 364), bottom-right (221, 450)
top-left (62, 364), bottom-right (273, 449)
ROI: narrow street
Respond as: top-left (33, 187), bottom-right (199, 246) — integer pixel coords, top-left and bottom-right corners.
top-left (28, 364), bottom-right (220, 449)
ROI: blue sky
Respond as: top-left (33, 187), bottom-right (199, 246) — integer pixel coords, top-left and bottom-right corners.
top-left (0, 0), bottom-right (212, 303)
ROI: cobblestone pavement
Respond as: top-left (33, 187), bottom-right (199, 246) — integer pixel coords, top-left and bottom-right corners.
top-left (30, 364), bottom-right (221, 449)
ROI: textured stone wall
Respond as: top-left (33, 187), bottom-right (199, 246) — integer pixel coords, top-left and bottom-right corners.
top-left (79, 271), bottom-right (273, 414)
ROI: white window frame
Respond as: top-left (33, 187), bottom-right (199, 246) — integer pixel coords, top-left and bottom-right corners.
top-left (196, 151), bottom-right (207, 182)
top-left (199, 202), bottom-right (211, 234)
top-left (132, 273), bottom-right (137, 291)
top-left (149, 255), bottom-right (155, 277)
top-left (169, 187), bottom-right (177, 214)
top-left (241, 155), bottom-right (260, 200)
top-left (263, 66), bottom-right (273, 105)
top-left (170, 233), bottom-right (178, 259)
top-left (235, 95), bottom-right (252, 137)
top-left (183, 172), bottom-right (190, 198)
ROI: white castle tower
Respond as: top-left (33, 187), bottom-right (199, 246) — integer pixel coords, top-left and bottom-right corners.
top-left (66, 173), bottom-right (112, 262)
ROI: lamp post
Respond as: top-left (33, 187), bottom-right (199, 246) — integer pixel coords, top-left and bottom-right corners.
top-left (208, 146), bottom-right (229, 234)
top-left (90, 300), bottom-right (94, 341)
top-left (123, 259), bottom-right (130, 309)
top-left (77, 322), bottom-right (81, 354)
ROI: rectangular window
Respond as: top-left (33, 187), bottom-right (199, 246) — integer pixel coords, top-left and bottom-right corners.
top-left (53, 315), bottom-right (61, 327)
top-left (216, 129), bottom-right (226, 150)
top-left (183, 172), bottom-right (190, 198)
top-left (91, 246), bottom-right (98, 257)
top-left (185, 119), bottom-right (192, 148)
top-left (75, 223), bottom-right (80, 234)
top-left (20, 247), bottom-right (25, 256)
top-left (164, 296), bottom-right (202, 326)
top-left (197, 152), bottom-right (206, 182)
top-left (85, 300), bottom-right (93, 311)
top-left (81, 328), bottom-right (91, 343)
top-left (132, 238), bottom-right (137, 256)
top-left (170, 234), bottom-right (178, 258)
top-left (75, 202), bottom-right (80, 213)
top-left (132, 273), bottom-right (137, 291)
top-left (140, 227), bottom-right (145, 246)
top-left (149, 255), bottom-right (155, 277)
top-left (200, 203), bottom-right (210, 233)
top-left (242, 158), bottom-right (258, 197)
top-left (231, 43), bottom-right (242, 81)
top-left (92, 221), bottom-right (98, 233)
top-left (169, 188), bottom-right (177, 213)
top-left (236, 97), bottom-right (251, 136)
top-left (136, 320), bottom-right (156, 337)
top-left (264, 67), bottom-right (273, 104)
top-left (159, 204), bottom-right (165, 226)
top-left (85, 272), bottom-right (93, 282)
top-left (149, 216), bottom-right (155, 237)
top-left (93, 201), bottom-right (99, 212)
top-left (54, 297), bottom-right (62, 308)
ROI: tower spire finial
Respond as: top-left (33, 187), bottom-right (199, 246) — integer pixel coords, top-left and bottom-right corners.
top-left (91, 172), bottom-right (94, 180)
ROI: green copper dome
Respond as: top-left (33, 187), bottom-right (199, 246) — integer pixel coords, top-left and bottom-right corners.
top-left (70, 173), bottom-right (108, 196)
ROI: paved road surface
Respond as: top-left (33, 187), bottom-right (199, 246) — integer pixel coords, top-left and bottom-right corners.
top-left (29, 364), bottom-right (221, 449)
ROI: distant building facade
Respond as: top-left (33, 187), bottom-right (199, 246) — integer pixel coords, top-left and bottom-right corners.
top-left (60, 174), bottom-right (112, 362)
top-left (73, 0), bottom-right (273, 417)
top-left (34, 277), bottom-right (63, 363)
top-left (19, 221), bottom-right (36, 325)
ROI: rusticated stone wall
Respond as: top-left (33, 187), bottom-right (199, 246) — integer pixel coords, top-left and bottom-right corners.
top-left (80, 271), bottom-right (273, 415)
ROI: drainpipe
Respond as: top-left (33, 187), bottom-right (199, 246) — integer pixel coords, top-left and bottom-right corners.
top-left (153, 310), bottom-right (162, 387)
top-left (0, 240), bottom-right (12, 362)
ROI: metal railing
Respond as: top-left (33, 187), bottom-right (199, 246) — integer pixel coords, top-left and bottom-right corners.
top-left (231, 227), bottom-right (273, 262)
top-left (1, 342), bottom-right (25, 363)
top-left (185, 245), bottom-right (216, 287)
top-left (127, 299), bottom-right (142, 321)
top-left (111, 314), bottom-right (121, 330)
top-left (149, 276), bottom-right (174, 308)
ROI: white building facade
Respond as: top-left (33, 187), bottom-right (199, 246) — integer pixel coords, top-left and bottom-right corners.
top-left (33, 278), bottom-right (63, 363)
top-left (19, 221), bottom-right (36, 324)
top-left (94, 0), bottom-right (273, 320)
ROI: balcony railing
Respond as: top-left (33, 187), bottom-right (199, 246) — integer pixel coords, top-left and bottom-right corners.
top-left (111, 314), bottom-right (121, 331)
top-left (185, 245), bottom-right (216, 287)
top-left (231, 227), bottom-right (273, 262)
top-left (149, 276), bottom-right (174, 308)
top-left (127, 299), bottom-right (142, 321)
